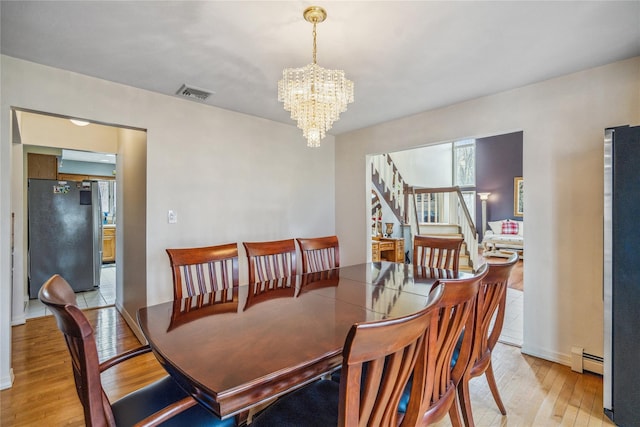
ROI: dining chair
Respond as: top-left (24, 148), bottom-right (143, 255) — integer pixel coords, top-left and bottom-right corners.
top-left (458, 253), bottom-right (519, 427)
top-left (413, 235), bottom-right (464, 274)
top-left (166, 242), bottom-right (239, 300)
top-left (399, 262), bottom-right (489, 426)
top-left (38, 274), bottom-right (235, 427)
top-left (251, 284), bottom-right (445, 427)
top-left (296, 235), bottom-right (340, 273)
top-left (243, 239), bottom-right (297, 284)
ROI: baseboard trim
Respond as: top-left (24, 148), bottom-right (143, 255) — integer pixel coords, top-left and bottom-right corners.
top-left (11, 314), bottom-right (26, 326)
top-left (498, 336), bottom-right (523, 347)
top-left (115, 302), bottom-right (147, 345)
top-left (521, 344), bottom-right (571, 368)
top-left (0, 368), bottom-right (15, 390)
top-left (521, 345), bottom-right (603, 375)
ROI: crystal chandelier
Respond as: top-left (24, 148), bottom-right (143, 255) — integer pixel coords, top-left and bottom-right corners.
top-left (278, 6), bottom-right (354, 148)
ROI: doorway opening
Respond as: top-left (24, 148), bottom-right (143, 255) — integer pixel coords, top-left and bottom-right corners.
top-left (13, 109), bottom-right (144, 321)
top-left (369, 131), bottom-right (524, 346)
top-left (25, 149), bottom-right (117, 318)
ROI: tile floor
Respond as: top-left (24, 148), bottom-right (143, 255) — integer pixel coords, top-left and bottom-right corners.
top-left (25, 264), bottom-right (116, 319)
top-left (499, 288), bottom-right (523, 346)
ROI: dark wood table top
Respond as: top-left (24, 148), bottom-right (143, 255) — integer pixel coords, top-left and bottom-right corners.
top-left (137, 262), bottom-right (468, 419)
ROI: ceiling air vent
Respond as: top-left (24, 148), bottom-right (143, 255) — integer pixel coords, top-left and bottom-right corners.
top-left (176, 84), bottom-right (213, 101)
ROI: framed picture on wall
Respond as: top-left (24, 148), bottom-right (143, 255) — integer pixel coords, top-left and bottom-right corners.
top-left (514, 176), bottom-right (523, 217)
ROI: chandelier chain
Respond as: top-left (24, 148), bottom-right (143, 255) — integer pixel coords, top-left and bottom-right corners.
top-left (312, 22), bottom-right (317, 64)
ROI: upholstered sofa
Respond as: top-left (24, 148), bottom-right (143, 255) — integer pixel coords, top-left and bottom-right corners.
top-left (482, 219), bottom-right (523, 259)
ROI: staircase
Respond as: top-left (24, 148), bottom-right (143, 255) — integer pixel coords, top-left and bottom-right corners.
top-left (371, 154), bottom-right (478, 271)
top-left (372, 169), bottom-right (403, 223)
top-left (371, 154), bottom-right (407, 224)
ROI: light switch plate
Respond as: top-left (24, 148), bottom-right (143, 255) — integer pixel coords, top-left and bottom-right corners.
top-left (168, 210), bottom-right (177, 224)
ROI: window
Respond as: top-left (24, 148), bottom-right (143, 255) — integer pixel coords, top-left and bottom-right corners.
top-left (98, 180), bottom-right (116, 222)
top-left (453, 139), bottom-right (475, 188)
top-left (453, 140), bottom-right (476, 223)
top-left (416, 192), bottom-right (446, 223)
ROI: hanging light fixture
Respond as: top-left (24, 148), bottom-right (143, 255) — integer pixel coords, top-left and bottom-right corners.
top-left (278, 6), bottom-right (354, 147)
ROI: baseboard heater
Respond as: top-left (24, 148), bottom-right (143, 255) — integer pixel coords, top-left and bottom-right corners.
top-left (571, 346), bottom-right (604, 375)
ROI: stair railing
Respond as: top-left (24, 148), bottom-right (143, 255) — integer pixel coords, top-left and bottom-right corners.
top-left (370, 155), bottom-right (479, 268)
top-left (371, 154), bottom-right (408, 223)
top-left (412, 186), bottom-right (478, 268)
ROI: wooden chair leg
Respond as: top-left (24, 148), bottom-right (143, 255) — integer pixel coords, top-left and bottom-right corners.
top-left (457, 375), bottom-right (475, 427)
top-left (485, 360), bottom-right (507, 415)
top-left (448, 397), bottom-right (464, 427)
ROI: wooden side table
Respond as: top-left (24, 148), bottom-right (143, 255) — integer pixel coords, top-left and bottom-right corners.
top-left (372, 238), bottom-right (404, 263)
top-left (372, 240), bottom-right (381, 262)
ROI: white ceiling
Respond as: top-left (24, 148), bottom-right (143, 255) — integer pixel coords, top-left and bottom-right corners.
top-left (62, 149), bottom-right (116, 164)
top-left (2, 1), bottom-right (639, 136)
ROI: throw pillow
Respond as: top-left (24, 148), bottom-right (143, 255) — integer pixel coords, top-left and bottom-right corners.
top-left (502, 219), bottom-right (519, 235)
top-left (488, 221), bottom-right (503, 234)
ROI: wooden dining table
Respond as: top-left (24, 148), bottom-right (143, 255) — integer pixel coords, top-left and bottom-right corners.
top-left (137, 262), bottom-right (469, 420)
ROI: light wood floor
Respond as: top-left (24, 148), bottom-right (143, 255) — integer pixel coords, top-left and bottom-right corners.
top-left (1, 307), bottom-right (613, 427)
top-left (504, 258), bottom-right (523, 292)
top-left (481, 255), bottom-right (524, 292)
top-left (1, 307), bottom-right (166, 426)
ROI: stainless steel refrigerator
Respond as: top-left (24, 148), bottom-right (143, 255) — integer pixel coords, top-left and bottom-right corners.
top-left (603, 125), bottom-right (640, 425)
top-left (28, 179), bottom-right (102, 298)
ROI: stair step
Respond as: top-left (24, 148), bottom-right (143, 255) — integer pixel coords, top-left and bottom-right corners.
top-left (419, 223), bottom-right (461, 235)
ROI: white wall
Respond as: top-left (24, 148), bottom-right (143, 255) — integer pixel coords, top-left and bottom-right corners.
top-left (389, 142), bottom-right (453, 187)
top-left (336, 57), bottom-right (640, 367)
top-left (0, 55), bottom-right (336, 388)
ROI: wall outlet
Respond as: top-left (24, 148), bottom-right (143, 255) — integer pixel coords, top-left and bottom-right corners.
top-left (168, 210), bottom-right (177, 224)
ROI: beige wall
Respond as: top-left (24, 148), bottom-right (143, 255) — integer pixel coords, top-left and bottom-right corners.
top-left (1, 52), bottom-right (638, 389)
top-left (116, 127), bottom-right (147, 336)
top-left (0, 55), bottom-right (336, 387)
top-left (19, 111), bottom-right (119, 152)
top-left (335, 57), bottom-right (640, 366)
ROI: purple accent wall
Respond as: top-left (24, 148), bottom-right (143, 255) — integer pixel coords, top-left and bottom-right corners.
top-left (475, 131), bottom-right (523, 241)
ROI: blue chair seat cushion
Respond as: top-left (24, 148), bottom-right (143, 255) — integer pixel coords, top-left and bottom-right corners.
top-left (330, 344), bottom-right (461, 414)
top-left (397, 332), bottom-right (463, 413)
top-left (111, 375), bottom-right (235, 427)
top-left (251, 379), bottom-right (339, 427)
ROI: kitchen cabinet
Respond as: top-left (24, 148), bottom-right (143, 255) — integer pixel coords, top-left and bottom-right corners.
top-left (28, 153), bottom-right (58, 179)
top-left (102, 226), bottom-right (115, 263)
